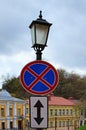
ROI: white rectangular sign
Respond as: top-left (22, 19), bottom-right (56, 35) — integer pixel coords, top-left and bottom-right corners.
top-left (30, 96), bottom-right (48, 128)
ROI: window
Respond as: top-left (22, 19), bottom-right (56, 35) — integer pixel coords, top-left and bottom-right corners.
top-left (2, 122), bottom-right (5, 129)
top-left (80, 121), bottom-right (82, 126)
top-left (66, 120), bottom-right (70, 126)
top-left (74, 110), bottom-right (77, 115)
top-left (70, 120), bottom-right (72, 126)
top-left (85, 110), bottom-right (86, 118)
top-left (84, 120), bottom-right (86, 125)
top-left (59, 109), bottom-right (61, 116)
top-left (59, 121), bottom-right (61, 127)
top-left (9, 108), bottom-right (13, 116)
top-left (50, 109), bottom-right (53, 116)
top-left (10, 122), bottom-right (13, 129)
top-left (18, 108), bottom-right (21, 116)
top-left (66, 109), bottom-right (69, 115)
top-left (26, 108), bottom-right (29, 114)
top-left (63, 121), bottom-right (65, 127)
top-left (18, 120), bottom-right (22, 129)
top-left (80, 110), bottom-right (83, 116)
top-left (1, 108), bottom-right (5, 117)
top-left (66, 120), bottom-right (68, 126)
top-left (70, 109), bottom-right (72, 115)
top-left (63, 109), bottom-right (65, 115)
top-left (50, 121), bottom-right (53, 127)
top-left (55, 109), bottom-right (57, 116)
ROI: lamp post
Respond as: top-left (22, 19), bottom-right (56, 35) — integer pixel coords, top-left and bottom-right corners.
top-left (29, 11), bottom-right (52, 60)
top-left (29, 11), bottom-right (52, 130)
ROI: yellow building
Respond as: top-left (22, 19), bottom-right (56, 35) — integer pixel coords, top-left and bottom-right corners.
top-left (0, 89), bottom-right (25, 130)
top-left (0, 89), bottom-right (80, 130)
top-left (25, 99), bottom-right (30, 130)
top-left (48, 95), bottom-right (79, 130)
top-left (25, 95), bottom-right (79, 130)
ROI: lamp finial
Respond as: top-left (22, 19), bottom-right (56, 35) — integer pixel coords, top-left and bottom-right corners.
top-left (39, 10), bottom-right (42, 19)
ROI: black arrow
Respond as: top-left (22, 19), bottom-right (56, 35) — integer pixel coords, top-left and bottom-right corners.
top-left (34, 100), bottom-right (44, 125)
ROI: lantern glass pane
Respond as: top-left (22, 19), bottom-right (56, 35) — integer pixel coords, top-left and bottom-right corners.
top-left (31, 25), bottom-right (35, 46)
top-left (36, 24), bottom-right (49, 45)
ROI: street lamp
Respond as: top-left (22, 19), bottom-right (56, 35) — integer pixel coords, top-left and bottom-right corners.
top-left (29, 11), bottom-right (52, 130)
top-left (29, 11), bottom-right (52, 60)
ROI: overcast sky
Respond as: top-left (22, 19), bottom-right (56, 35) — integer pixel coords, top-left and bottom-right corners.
top-left (0, 0), bottom-right (86, 88)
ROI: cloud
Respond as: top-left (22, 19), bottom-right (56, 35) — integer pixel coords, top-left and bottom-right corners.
top-left (0, 0), bottom-right (86, 88)
top-left (0, 50), bottom-right (35, 86)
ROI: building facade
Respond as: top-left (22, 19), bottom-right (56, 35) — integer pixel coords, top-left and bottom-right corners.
top-left (25, 95), bottom-right (80, 130)
top-left (0, 89), bottom-right (85, 130)
top-left (48, 95), bottom-right (79, 130)
top-left (0, 89), bottom-right (25, 130)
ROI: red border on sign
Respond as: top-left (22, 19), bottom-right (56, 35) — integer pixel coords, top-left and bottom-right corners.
top-left (20, 60), bottom-right (59, 95)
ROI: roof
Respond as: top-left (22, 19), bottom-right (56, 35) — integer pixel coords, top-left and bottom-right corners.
top-left (48, 95), bottom-right (75, 106)
top-left (25, 95), bottom-right (75, 106)
top-left (68, 97), bottom-right (79, 104)
top-left (0, 89), bottom-right (25, 103)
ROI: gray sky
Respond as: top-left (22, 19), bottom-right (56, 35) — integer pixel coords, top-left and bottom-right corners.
top-left (0, 0), bottom-right (86, 88)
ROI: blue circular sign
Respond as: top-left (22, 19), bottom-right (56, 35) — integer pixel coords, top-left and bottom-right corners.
top-left (20, 60), bottom-right (59, 95)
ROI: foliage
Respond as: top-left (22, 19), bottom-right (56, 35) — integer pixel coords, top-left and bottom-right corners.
top-left (77, 125), bottom-right (86, 130)
top-left (2, 69), bottom-right (86, 99)
top-left (2, 75), bottom-right (30, 99)
top-left (76, 99), bottom-right (86, 113)
top-left (53, 69), bottom-right (86, 99)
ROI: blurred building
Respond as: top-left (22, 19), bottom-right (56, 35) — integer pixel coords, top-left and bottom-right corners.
top-left (0, 89), bottom-right (85, 130)
top-left (48, 94), bottom-right (79, 130)
top-left (25, 94), bottom-right (80, 130)
top-left (0, 89), bottom-right (25, 130)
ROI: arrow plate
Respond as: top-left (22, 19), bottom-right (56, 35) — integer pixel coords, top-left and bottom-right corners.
top-left (30, 96), bottom-right (48, 128)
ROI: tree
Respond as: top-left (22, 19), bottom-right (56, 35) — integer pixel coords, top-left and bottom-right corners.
top-left (2, 69), bottom-right (86, 100)
top-left (54, 69), bottom-right (86, 100)
top-left (2, 76), bottom-right (30, 99)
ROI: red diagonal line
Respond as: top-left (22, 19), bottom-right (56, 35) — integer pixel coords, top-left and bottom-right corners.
top-left (26, 66), bottom-right (53, 90)
top-left (26, 66), bottom-right (51, 89)
top-left (40, 77), bottom-right (53, 88)
top-left (27, 67), bottom-right (39, 78)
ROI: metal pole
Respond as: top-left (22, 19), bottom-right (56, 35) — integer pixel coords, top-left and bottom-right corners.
top-left (36, 49), bottom-right (42, 60)
top-left (36, 49), bottom-right (42, 130)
